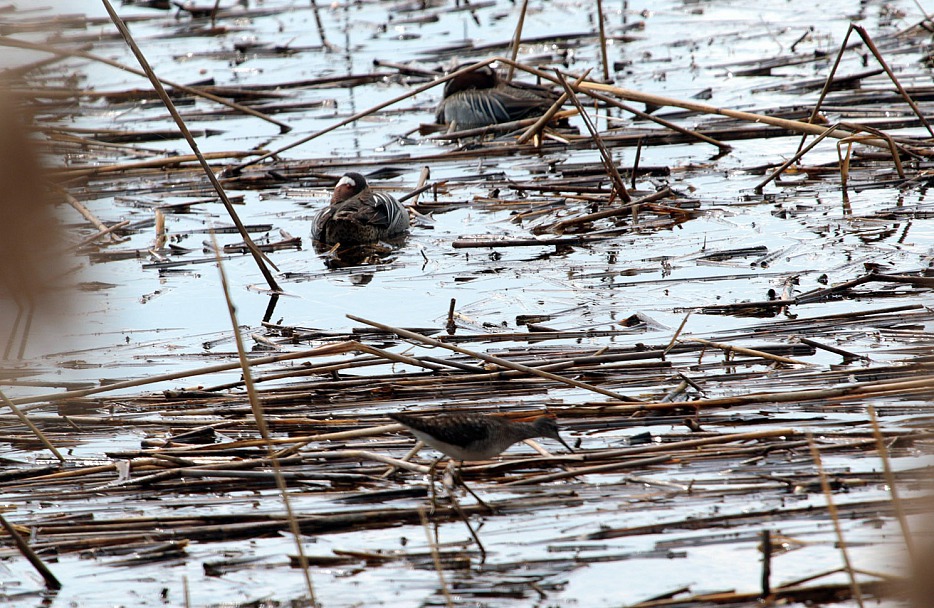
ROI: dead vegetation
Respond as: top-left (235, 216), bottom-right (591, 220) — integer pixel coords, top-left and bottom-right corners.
top-left (2, 1), bottom-right (934, 606)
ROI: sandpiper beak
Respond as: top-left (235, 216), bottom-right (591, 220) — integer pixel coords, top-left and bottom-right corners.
top-left (556, 434), bottom-right (574, 453)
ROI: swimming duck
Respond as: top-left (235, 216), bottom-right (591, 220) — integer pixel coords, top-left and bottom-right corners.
top-left (312, 172), bottom-right (410, 247)
top-left (435, 64), bottom-right (559, 131)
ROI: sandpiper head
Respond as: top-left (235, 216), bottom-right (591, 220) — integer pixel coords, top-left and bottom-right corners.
top-left (532, 417), bottom-right (574, 453)
top-left (331, 172), bottom-right (368, 204)
top-left (443, 64), bottom-right (498, 98)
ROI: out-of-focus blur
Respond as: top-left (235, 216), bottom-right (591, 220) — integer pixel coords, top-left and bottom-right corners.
top-left (0, 79), bottom-right (66, 357)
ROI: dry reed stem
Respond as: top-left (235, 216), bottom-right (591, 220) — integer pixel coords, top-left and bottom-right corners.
top-left (309, 0), bottom-right (335, 51)
top-left (867, 405), bottom-right (916, 564)
top-left (517, 71), bottom-right (590, 145)
top-left (755, 124), bottom-right (842, 191)
top-left (0, 388), bottom-right (63, 462)
top-left (210, 231), bottom-right (316, 605)
top-left (70, 220), bottom-right (130, 251)
top-left (17, 342), bottom-right (355, 411)
top-left (419, 507), bottom-right (454, 608)
top-left (555, 70), bottom-right (631, 202)
top-left (683, 338), bottom-right (811, 366)
top-left (807, 433), bottom-right (865, 608)
top-left (154, 424), bottom-right (408, 453)
top-left (432, 109), bottom-right (578, 140)
top-left (795, 23), bottom-right (851, 157)
top-left (560, 79), bottom-right (731, 151)
top-left (302, 450), bottom-right (431, 474)
top-left (380, 441), bottom-right (426, 478)
top-left (851, 24), bottom-right (934, 137)
top-left (577, 81), bottom-right (910, 153)
top-left (505, 0), bottom-right (530, 82)
top-left (227, 58), bottom-right (500, 173)
top-left (596, 0), bottom-right (610, 82)
top-left (837, 139), bottom-right (854, 204)
top-left (101, 0), bottom-right (282, 293)
top-left (593, 374), bottom-right (934, 414)
top-left (574, 430), bottom-right (798, 461)
top-left (347, 314), bottom-right (640, 402)
top-left (0, 36), bottom-right (291, 132)
top-left (57, 186), bottom-right (124, 241)
top-left (51, 150), bottom-right (261, 180)
top-left (663, 312), bottom-right (692, 358)
top-left (542, 187), bottom-right (670, 234)
top-left (504, 453), bottom-right (674, 485)
top-left (0, 512), bottom-right (61, 589)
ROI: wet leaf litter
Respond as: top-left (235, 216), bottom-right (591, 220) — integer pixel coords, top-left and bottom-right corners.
top-left (2, 0), bottom-right (934, 606)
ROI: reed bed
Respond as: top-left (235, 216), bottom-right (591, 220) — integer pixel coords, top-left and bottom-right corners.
top-left (2, 1), bottom-right (934, 606)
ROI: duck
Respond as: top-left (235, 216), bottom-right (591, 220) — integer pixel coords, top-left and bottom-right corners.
top-left (312, 172), bottom-right (410, 247)
top-left (435, 64), bottom-right (559, 131)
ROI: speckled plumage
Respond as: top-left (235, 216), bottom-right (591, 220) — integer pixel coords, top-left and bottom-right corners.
top-left (312, 172), bottom-right (409, 247)
top-left (435, 65), bottom-right (559, 131)
top-left (389, 411), bottom-right (573, 461)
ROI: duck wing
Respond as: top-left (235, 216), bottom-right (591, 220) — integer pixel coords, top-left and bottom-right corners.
top-left (436, 87), bottom-right (555, 129)
top-left (368, 191), bottom-right (409, 234)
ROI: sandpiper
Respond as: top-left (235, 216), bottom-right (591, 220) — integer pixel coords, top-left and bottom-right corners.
top-left (388, 411), bottom-right (574, 461)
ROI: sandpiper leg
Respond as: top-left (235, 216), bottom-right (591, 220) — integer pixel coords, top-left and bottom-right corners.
top-left (450, 462), bottom-right (494, 512)
top-left (443, 461), bottom-right (486, 562)
top-left (427, 456), bottom-right (444, 514)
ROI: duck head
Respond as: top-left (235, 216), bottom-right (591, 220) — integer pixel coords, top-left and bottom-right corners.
top-left (442, 64), bottom-right (498, 98)
top-left (331, 172), bottom-right (368, 204)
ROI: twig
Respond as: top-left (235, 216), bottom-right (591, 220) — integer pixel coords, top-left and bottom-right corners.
top-left (683, 338), bottom-right (810, 366)
top-left (210, 232), bottom-right (316, 605)
top-left (17, 342), bottom-right (355, 411)
top-left (101, 0), bottom-right (283, 293)
top-left (505, 0), bottom-right (530, 81)
top-left (0, 36), bottom-right (291, 132)
top-left (807, 434), bottom-right (864, 608)
top-left (555, 70), bottom-right (631, 202)
top-left (756, 124), bottom-right (842, 192)
top-left (867, 406), bottom-right (915, 564)
top-left (347, 314), bottom-right (640, 402)
top-left (0, 513), bottom-right (61, 589)
top-left (419, 507), bottom-right (454, 608)
top-left (596, 0), bottom-right (610, 81)
top-left (0, 388), bottom-right (64, 462)
top-left (226, 59), bottom-right (500, 174)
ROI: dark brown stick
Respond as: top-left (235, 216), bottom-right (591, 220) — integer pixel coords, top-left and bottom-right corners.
top-left (347, 314), bottom-right (640, 402)
top-left (101, 0), bottom-right (282, 293)
top-left (0, 513), bottom-right (61, 589)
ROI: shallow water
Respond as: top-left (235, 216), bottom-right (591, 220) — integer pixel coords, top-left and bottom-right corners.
top-left (2, 0), bottom-right (933, 606)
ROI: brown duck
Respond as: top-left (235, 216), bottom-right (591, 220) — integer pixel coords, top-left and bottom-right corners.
top-left (312, 172), bottom-right (410, 247)
top-left (435, 64), bottom-right (559, 130)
